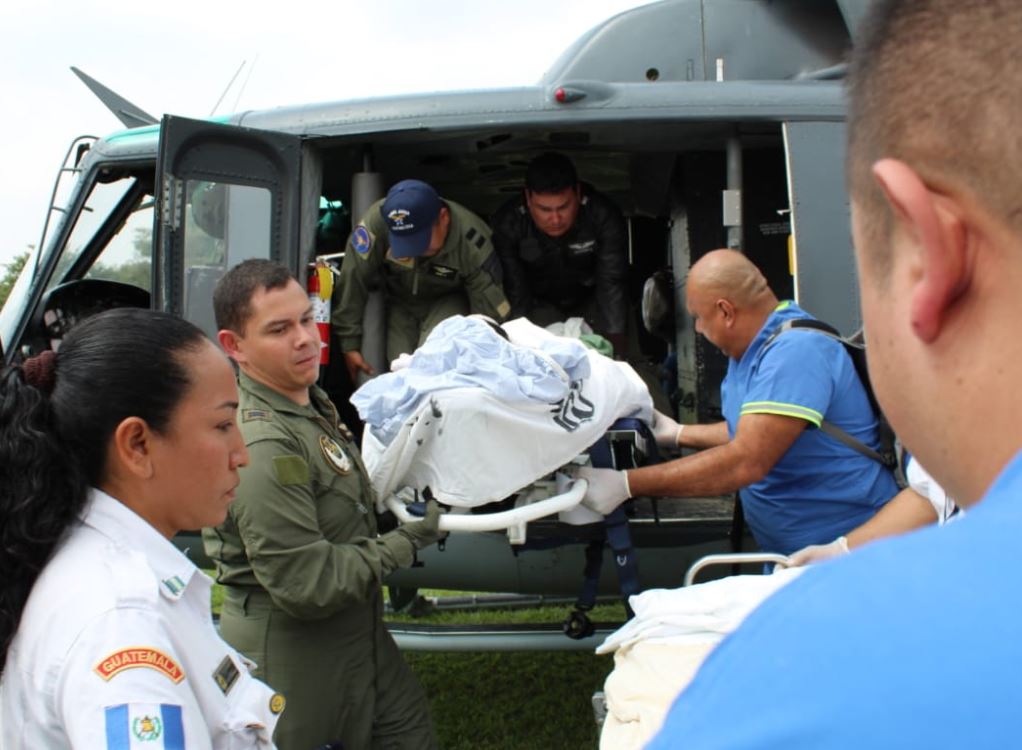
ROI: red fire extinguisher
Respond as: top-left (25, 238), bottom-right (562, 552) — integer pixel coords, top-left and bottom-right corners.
top-left (307, 261), bottom-right (333, 365)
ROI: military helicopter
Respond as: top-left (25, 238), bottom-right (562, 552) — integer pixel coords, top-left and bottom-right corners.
top-left (0, 0), bottom-right (869, 647)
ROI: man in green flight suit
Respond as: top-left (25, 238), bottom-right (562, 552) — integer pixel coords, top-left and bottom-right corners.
top-left (333, 178), bottom-right (511, 383)
top-left (204, 258), bottom-right (444, 750)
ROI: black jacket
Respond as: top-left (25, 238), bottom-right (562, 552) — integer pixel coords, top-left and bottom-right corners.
top-left (490, 185), bottom-right (628, 335)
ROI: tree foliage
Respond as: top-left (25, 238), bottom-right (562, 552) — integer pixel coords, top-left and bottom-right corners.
top-left (0, 250), bottom-right (30, 310)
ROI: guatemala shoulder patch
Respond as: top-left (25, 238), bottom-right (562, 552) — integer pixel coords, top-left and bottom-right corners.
top-left (94, 648), bottom-right (185, 684)
top-left (352, 225), bottom-right (374, 255)
top-left (104, 703), bottom-right (185, 749)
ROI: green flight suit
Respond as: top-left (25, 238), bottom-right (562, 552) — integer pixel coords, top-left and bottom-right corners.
top-left (202, 371), bottom-right (436, 750)
top-left (332, 198), bottom-right (511, 362)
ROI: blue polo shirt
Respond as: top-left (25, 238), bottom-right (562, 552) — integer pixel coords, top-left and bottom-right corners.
top-left (646, 450), bottom-right (1022, 749)
top-left (721, 301), bottom-right (897, 554)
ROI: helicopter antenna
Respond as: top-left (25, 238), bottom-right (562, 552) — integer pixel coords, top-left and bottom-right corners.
top-left (209, 61), bottom-right (246, 117)
top-left (232, 54), bottom-right (259, 112)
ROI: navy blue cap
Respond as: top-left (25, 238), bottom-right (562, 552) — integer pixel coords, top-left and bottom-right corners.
top-left (380, 179), bottom-right (442, 258)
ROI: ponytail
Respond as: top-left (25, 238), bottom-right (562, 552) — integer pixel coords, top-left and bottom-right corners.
top-left (0, 357), bottom-right (87, 674)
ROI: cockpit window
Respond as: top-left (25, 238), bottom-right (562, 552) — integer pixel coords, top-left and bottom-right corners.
top-left (83, 197), bottom-right (154, 291)
top-left (45, 176), bottom-right (144, 292)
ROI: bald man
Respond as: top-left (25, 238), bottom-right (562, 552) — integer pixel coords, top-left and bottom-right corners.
top-left (645, 1), bottom-right (1022, 745)
top-left (579, 248), bottom-right (898, 555)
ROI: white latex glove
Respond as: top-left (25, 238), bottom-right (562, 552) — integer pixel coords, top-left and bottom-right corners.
top-left (577, 466), bottom-right (632, 515)
top-left (651, 409), bottom-right (684, 449)
top-left (780, 536), bottom-right (850, 568)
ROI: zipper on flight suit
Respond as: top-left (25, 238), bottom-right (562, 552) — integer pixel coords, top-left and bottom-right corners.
top-left (412, 259), bottom-right (419, 296)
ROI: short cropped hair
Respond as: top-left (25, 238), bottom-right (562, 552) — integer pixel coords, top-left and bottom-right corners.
top-left (525, 152), bottom-right (578, 194)
top-left (847, 0), bottom-right (1022, 270)
top-left (214, 259), bottom-right (295, 334)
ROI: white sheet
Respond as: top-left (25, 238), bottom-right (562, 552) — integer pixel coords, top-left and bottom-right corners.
top-left (361, 317), bottom-right (653, 510)
top-left (596, 568), bottom-right (806, 750)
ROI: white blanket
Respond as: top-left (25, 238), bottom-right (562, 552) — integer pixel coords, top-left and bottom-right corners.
top-left (597, 568), bottom-right (806, 750)
top-left (361, 318), bottom-right (653, 509)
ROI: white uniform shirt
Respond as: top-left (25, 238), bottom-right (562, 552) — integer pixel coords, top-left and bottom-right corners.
top-left (0, 489), bottom-right (283, 749)
top-left (906, 458), bottom-right (960, 525)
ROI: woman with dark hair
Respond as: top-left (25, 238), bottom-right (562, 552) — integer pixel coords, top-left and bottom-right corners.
top-left (0, 308), bottom-right (283, 748)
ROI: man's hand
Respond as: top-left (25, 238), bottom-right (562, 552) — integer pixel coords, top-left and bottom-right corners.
top-left (577, 466), bottom-right (632, 515)
top-left (781, 536), bottom-right (850, 568)
top-left (344, 350), bottom-right (375, 384)
top-left (397, 499), bottom-right (446, 549)
top-left (651, 409), bottom-right (684, 449)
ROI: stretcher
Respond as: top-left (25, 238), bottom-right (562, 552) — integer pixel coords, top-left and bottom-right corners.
top-left (594, 553), bottom-right (803, 750)
top-left (356, 316), bottom-right (654, 543)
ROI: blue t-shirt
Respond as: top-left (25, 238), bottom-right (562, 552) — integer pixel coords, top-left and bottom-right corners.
top-left (646, 449), bottom-right (1022, 748)
top-left (721, 301), bottom-right (897, 554)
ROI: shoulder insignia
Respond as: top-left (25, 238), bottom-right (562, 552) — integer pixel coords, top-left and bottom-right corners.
top-left (272, 454), bottom-right (310, 486)
top-left (466, 226), bottom-right (478, 241)
top-left (270, 693), bottom-right (287, 715)
top-left (319, 435), bottom-right (352, 475)
top-left (242, 409), bottom-right (273, 423)
top-left (161, 576), bottom-right (186, 599)
top-left (104, 703), bottom-right (184, 747)
top-left (429, 264), bottom-right (458, 280)
top-left (95, 648), bottom-right (184, 684)
top-left (474, 234), bottom-right (487, 249)
top-left (352, 224), bottom-right (374, 255)
top-left (213, 655), bottom-right (240, 695)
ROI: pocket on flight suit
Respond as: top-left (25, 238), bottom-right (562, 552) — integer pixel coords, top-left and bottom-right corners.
top-left (219, 589), bottom-right (271, 682)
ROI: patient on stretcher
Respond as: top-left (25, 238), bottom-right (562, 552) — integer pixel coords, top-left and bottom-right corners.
top-left (351, 315), bottom-right (653, 512)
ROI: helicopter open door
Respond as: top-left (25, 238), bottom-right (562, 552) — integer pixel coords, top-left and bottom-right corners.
top-left (155, 115), bottom-right (303, 339)
top-left (783, 121), bottom-right (860, 335)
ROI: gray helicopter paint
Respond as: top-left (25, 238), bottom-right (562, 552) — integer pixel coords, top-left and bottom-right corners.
top-left (784, 120), bottom-right (860, 334)
top-left (541, 0), bottom-right (851, 85)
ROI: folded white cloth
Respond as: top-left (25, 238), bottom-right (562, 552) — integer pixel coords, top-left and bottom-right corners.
top-left (596, 567), bottom-right (806, 655)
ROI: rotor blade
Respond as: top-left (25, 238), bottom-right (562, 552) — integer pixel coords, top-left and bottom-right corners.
top-left (70, 66), bottom-right (158, 128)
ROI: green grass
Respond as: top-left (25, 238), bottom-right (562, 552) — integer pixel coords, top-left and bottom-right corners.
top-left (395, 591), bottom-right (623, 748)
top-left (408, 650), bottom-right (613, 749)
top-left (208, 579), bottom-right (621, 749)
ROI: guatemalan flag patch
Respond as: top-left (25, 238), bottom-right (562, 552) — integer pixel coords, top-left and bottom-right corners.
top-left (105, 703), bottom-right (185, 749)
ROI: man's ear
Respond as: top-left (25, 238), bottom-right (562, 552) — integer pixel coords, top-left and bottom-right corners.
top-left (718, 298), bottom-right (737, 326)
top-left (111, 417), bottom-right (155, 480)
top-left (218, 328), bottom-right (244, 363)
top-left (872, 158), bottom-right (969, 343)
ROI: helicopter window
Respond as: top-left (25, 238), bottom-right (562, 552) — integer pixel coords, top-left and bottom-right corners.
top-left (83, 197), bottom-right (154, 291)
top-left (46, 176), bottom-right (141, 293)
top-left (182, 180), bottom-right (271, 338)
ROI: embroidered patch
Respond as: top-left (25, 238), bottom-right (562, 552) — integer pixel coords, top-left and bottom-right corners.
top-left (352, 225), bottom-right (374, 255)
top-left (161, 576), bottom-right (186, 598)
top-left (319, 435), bottom-right (352, 475)
top-left (242, 408), bottom-right (272, 423)
top-left (105, 703), bottom-right (184, 749)
top-left (429, 264), bottom-right (457, 280)
top-left (272, 454), bottom-right (310, 486)
top-left (567, 240), bottom-right (596, 255)
top-left (269, 693), bottom-right (287, 715)
top-left (213, 655), bottom-right (240, 695)
top-left (95, 648), bottom-right (184, 684)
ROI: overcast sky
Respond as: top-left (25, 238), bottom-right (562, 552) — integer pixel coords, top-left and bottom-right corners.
top-left (0, 0), bottom-right (648, 271)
